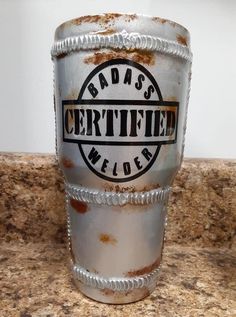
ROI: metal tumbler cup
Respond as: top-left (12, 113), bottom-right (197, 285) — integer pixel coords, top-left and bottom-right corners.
top-left (51, 13), bottom-right (192, 304)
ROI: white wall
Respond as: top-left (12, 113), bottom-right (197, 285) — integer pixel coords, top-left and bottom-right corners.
top-left (0, 0), bottom-right (236, 158)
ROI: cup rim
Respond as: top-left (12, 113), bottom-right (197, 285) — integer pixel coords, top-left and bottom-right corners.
top-left (56, 13), bottom-right (190, 37)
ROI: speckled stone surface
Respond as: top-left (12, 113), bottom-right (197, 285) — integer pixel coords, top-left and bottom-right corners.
top-left (0, 242), bottom-right (235, 317)
top-left (0, 154), bottom-right (235, 247)
top-left (0, 153), bottom-right (236, 316)
top-left (0, 154), bottom-right (65, 244)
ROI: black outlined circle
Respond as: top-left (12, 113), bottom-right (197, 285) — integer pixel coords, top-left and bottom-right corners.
top-left (79, 143), bottom-right (161, 183)
top-left (78, 58), bottom-right (162, 182)
top-left (78, 58), bottom-right (163, 101)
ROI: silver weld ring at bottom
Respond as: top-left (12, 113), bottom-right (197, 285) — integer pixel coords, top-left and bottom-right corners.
top-left (71, 262), bottom-right (161, 291)
top-left (65, 183), bottom-right (171, 206)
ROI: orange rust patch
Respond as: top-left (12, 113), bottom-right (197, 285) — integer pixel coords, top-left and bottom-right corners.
top-left (99, 233), bottom-right (117, 245)
top-left (61, 14), bottom-right (137, 30)
top-left (100, 287), bottom-right (150, 302)
top-left (152, 17), bottom-right (168, 24)
top-left (176, 34), bottom-right (188, 46)
top-left (61, 157), bottom-right (75, 168)
top-left (72, 13), bottom-right (123, 26)
top-left (84, 50), bottom-right (155, 66)
top-left (152, 17), bottom-right (178, 28)
top-left (70, 199), bottom-right (88, 214)
top-left (125, 257), bottom-right (161, 277)
top-left (161, 105), bottom-right (178, 112)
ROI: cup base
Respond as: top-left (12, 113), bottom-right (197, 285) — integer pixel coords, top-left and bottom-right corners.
top-left (74, 279), bottom-right (156, 304)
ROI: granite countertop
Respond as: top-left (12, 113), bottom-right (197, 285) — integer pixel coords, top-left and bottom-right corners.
top-left (0, 154), bottom-right (235, 317)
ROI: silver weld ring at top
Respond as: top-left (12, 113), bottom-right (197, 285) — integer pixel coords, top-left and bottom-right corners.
top-left (65, 183), bottom-right (171, 206)
top-left (51, 30), bottom-right (192, 61)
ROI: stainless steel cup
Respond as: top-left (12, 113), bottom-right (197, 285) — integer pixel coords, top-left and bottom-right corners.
top-left (51, 13), bottom-right (192, 304)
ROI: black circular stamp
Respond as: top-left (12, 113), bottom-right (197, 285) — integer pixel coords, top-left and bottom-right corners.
top-left (62, 59), bottom-right (179, 182)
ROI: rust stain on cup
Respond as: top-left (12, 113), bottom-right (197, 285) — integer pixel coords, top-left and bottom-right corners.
top-left (71, 13), bottom-right (124, 26)
top-left (60, 14), bottom-right (138, 30)
top-left (176, 34), bottom-right (188, 46)
top-left (152, 17), bottom-right (168, 24)
top-left (125, 256), bottom-right (161, 277)
top-left (70, 199), bottom-right (88, 214)
top-left (61, 157), bottom-right (75, 168)
top-left (84, 50), bottom-right (155, 66)
top-left (100, 287), bottom-right (150, 303)
top-left (99, 233), bottom-right (117, 245)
